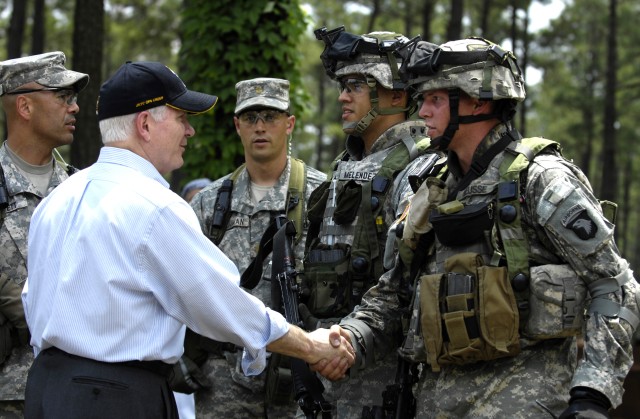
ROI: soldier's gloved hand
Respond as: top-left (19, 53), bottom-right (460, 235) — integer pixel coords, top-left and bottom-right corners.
top-left (298, 303), bottom-right (321, 331)
top-left (559, 387), bottom-right (611, 419)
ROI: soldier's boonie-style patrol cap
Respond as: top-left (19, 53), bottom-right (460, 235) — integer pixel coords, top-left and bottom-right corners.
top-left (235, 78), bottom-right (290, 114)
top-left (97, 61), bottom-right (218, 121)
top-left (0, 51), bottom-right (89, 96)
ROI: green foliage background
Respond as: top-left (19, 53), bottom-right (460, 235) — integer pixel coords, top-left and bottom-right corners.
top-left (178, 0), bottom-right (309, 180)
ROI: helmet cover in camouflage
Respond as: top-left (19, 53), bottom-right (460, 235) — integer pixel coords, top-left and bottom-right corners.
top-left (316, 26), bottom-right (409, 90)
top-left (0, 51), bottom-right (89, 96)
top-left (235, 77), bottom-right (290, 114)
top-left (406, 38), bottom-right (526, 102)
top-left (335, 32), bottom-right (409, 89)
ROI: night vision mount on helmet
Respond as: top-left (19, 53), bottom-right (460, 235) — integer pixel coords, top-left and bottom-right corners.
top-left (314, 25), bottom-right (414, 90)
top-left (314, 26), bottom-right (418, 135)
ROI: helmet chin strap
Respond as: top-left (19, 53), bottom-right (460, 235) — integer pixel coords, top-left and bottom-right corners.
top-left (344, 75), bottom-right (412, 136)
top-left (430, 88), bottom-right (500, 151)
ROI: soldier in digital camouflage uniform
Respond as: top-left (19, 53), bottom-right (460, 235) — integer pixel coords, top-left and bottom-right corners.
top-left (0, 52), bottom-right (88, 418)
top-left (337, 37), bottom-right (640, 418)
top-left (185, 77), bottom-right (326, 418)
top-left (297, 27), bottom-right (441, 418)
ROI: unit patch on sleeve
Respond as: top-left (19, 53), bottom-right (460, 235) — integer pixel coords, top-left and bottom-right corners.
top-left (563, 205), bottom-right (597, 240)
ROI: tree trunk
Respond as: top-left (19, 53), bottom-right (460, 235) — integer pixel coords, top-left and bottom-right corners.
top-left (402, 0), bottom-right (413, 37)
top-left (518, 6), bottom-right (529, 137)
top-left (7, 0), bottom-right (27, 59)
top-left (315, 65), bottom-right (326, 170)
top-left (367, 0), bottom-right (381, 34)
top-left (4, 0), bottom-right (27, 139)
top-left (422, 1), bottom-right (435, 42)
top-left (480, 0), bottom-right (491, 36)
top-left (71, 0), bottom-right (105, 169)
top-left (447, 0), bottom-right (464, 40)
top-left (619, 156), bottom-right (631, 253)
top-left (31, 0), bottom-right (45, 54)
top-left (600, 0), bottom-right (618, 205)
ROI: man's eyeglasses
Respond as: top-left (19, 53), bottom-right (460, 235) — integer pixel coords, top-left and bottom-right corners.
top-left (238, 110), bottom-right (287, 126)
top-left (337, 78), bottom-right (368, 95)
top-left (6, 87), bottom-right (78, 106)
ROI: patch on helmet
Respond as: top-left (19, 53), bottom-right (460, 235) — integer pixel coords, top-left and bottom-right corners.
top-left (563, 205), bottom-right (597, 240)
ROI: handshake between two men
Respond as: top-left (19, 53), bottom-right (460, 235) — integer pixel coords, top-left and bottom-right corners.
top-left (266, 324), bottom-right (355, 382)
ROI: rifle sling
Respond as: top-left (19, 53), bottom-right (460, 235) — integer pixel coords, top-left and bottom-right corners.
top-left (240, 218), bottom-right (280, 289)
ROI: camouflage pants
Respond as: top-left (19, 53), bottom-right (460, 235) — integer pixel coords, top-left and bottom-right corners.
top-left (414, 338), bottom-right (576, 418)
top-left (0, 401), bottom-right (24, 419)
top-left (195, 350), bottom-right (298, 419)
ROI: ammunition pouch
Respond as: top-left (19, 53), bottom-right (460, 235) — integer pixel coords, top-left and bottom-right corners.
top-left (430, 202), bottom-right (495, 247)
top-left (523, 264), bottom-right (587, 339)
top-left (303, 243), bottom-right (353, 317)
top-left (333, 180), bottom-right (362, 225)
top-left (306, 181), bottom-right (331, 227)
top-left (420, 253), bottom-right (520, 371)
top-left (264, 353), bottom-right (294, 406)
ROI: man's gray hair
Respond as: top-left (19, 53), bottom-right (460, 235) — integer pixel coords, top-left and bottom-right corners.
top-left (99, 106), bottom-right (169, 144)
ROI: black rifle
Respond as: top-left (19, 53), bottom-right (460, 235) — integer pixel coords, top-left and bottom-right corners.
top-left (362, 232), bottom-right (427, 419)
top-left (361, 353), bottom-right (418, 419)
top-left (271, 215), bottom-right (332, 419)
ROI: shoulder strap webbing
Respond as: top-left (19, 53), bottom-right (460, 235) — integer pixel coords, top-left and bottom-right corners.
top-left (492, 137), bottom-right (558, 328)
top-left (208, 164), bottom-right (246, 245)
top-left (238, 159), bottom-right (308, 290)
top-left (493, 137), bottom-right (559, 282)
top-left (448, 128), bottom-right (520, 201)
top-left (209, 159), bottom-right (307, 246)
top-left (287, 158), bottom-right (307, 243)
top-left (356, 135), bottom-right (430, 281)
top-left (240, 217), bottom-right (280, 289)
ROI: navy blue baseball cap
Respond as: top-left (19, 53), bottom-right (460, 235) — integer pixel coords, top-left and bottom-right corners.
top-left (97, 61), bottom-right (218, 121)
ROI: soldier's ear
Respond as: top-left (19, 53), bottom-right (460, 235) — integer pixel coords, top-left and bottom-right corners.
top-left (286, 114), bottom-right (295, 134)
top-left (15, 95), bottom-right (33, 120)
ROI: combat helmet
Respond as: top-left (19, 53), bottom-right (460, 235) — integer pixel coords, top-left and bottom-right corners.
top-left (315, 26), bottom-right (416, 135)
top-left (397, 37), bottom-right (525, 150)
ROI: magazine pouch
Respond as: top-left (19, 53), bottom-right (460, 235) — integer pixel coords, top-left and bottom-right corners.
top-left (420, 252), bottom-right (520, 371)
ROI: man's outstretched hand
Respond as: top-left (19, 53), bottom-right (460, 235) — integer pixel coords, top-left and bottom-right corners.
top-left (309, 325), bottom-right (355, 381)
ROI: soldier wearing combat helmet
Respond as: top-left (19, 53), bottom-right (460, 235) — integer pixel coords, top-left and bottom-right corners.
top-left (0, 51), bottom-right (88, 416)
top-left (335, 37), bottom-right (640, 418)
top-left (298, 27), bottom-right (442, 417)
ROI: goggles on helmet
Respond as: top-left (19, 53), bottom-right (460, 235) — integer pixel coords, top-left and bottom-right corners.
top-left (314, 26), bottom-right (411, 88)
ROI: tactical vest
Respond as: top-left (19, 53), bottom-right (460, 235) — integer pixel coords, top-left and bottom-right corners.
top-left (402, 137), bottom-right (629, 370)
top-left (208, 158), bottom-right (307, 245)
top-left (302, 135), bottom-right (430, 319)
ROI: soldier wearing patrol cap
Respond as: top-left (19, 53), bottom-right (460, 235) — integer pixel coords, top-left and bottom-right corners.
top-left (184, 78), bottom-right (326, 418)
top-left (0, 51), bottom-right (88, 417)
